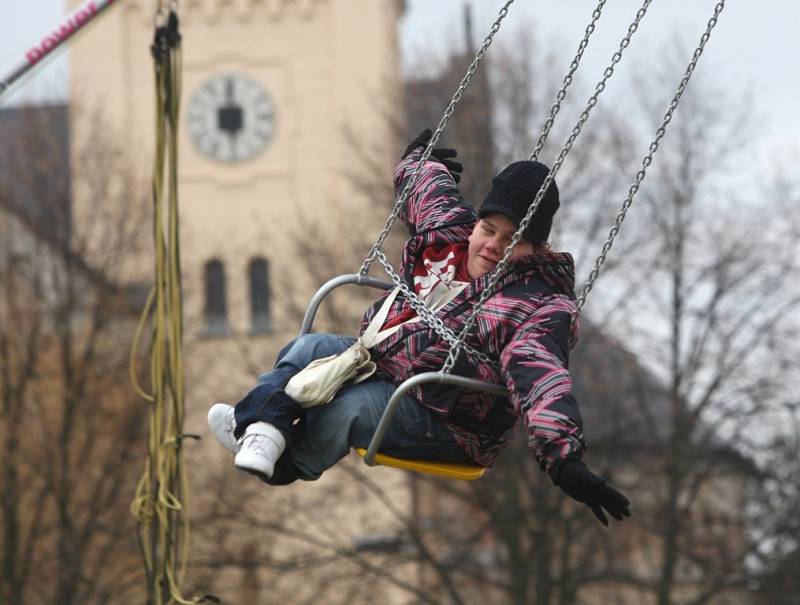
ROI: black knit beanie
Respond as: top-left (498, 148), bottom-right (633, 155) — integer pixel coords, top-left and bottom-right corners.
top-left (478, 160), bottom-right (560, 244)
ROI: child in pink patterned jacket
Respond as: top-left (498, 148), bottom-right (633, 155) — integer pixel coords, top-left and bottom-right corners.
top-left (209, 130), bottom-right (630, 526)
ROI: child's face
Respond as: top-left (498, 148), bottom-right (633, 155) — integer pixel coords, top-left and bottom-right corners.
top-left (467, 213), bottom-right (533, 279)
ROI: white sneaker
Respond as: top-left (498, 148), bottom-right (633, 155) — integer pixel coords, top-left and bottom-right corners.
top-left (208, 403), bottom-right (239, 455)
top-left (234, 422), bottom-right (287, 480)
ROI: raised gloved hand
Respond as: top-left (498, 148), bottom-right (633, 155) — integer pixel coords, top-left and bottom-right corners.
top-left (551, 457), bottom-right (631, 526)
top-left (402, 128), bottom-right (463, 183)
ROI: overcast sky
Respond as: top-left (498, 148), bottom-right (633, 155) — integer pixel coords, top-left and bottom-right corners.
top-left (402, 1), bottom-right (800, 167)
top-left (3, 1), bottom-right (798, 168)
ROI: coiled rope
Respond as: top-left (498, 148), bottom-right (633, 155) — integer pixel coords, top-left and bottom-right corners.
top-left (129, 5), bottom-right (210, 604)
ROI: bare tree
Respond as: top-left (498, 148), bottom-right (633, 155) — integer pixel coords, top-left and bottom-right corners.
top-left (570, 47), bottom-right (800, 604)
top-left (0, 103), bottom-right (152, 605)
top-left (749, 402), bottom-right (800, 604)
top-left (183, 23), bottom-right (800, 605)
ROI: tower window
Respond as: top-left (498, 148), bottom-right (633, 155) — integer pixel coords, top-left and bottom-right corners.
top-left (249, 257), bottom-right (272, 333)
top-left (204, 259), bottom-right (227, 335)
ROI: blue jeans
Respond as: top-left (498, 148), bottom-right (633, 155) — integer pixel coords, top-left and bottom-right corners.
top-left (233, 333), bottom-right (471, 484)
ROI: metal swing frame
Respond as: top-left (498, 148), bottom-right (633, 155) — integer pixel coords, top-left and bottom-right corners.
top-left (298, 274), bottom-right (503, 480)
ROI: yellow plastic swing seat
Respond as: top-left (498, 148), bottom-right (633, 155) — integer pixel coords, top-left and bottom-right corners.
top-left (354, 448), bottom-right (486, 481)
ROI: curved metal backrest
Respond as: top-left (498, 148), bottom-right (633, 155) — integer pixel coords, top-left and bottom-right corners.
top-left (299, 274), bottom-right (393, 336)
top-left (300, 274), bottom-right (509, 477)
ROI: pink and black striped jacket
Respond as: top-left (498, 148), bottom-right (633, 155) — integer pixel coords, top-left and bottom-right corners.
top-left (360, 150), bottom-right (586, 471)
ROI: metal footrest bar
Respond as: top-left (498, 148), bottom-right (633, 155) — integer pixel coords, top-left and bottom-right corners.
top-left (362, 372), bottom-right (507, 468)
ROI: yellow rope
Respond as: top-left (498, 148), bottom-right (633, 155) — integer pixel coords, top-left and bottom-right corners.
top-left (129, 7), bottom-right (203, 604)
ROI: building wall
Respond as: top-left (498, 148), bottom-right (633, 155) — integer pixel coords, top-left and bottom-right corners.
top-left (67, 0), bottom-right (404, 401)
top-left (65, 4), bottom-right (410, 601)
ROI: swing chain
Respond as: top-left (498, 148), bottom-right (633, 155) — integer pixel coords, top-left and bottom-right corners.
top-left (531, 0), bottom-right (607, 161)
top-left (443, 0), bottom-right (654, 374)
top-left (359, 0), bottom-right (517, 279)
top-left (575, 0), bottom-right (726, 313)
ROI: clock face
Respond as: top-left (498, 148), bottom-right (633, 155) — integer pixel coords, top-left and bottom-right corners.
top-left (187, 73), bottom-right (276, 163)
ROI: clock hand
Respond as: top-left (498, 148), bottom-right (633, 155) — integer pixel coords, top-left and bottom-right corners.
top-left (218, 78), bottom-right (243, 139)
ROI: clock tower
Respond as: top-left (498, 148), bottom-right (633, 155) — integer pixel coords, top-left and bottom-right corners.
top-left (66, 0), bottom-right (405, 406)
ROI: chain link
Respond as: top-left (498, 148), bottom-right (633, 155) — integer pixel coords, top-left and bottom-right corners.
top-left (575, 0), bottom-right (726, 313)
top-left (374, 251), bottom-right (496, 366)
top-left (442, 0), bottom-right (654, 374)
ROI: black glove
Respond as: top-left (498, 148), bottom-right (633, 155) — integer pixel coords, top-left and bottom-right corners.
top-left (551, 457), bottom-right (631, 526)
top-left (402, 128), bottom-right (433, 158)
top-left (401, 128), bottom-right (463, 183)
